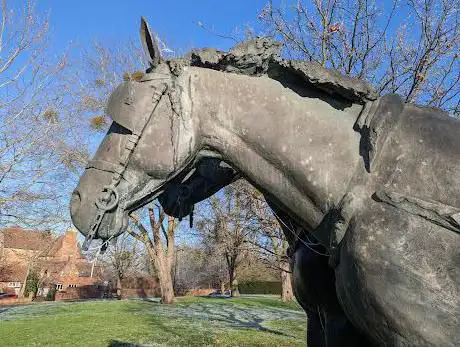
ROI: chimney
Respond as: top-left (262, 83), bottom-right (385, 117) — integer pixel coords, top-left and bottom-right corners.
top-left (62, 229), bottom-right (78, 259)
top-left (65, 229), bottom-right (77, 243)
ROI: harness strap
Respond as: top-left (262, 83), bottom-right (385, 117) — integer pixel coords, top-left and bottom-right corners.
top-left (375, 190), bottom-right (460, 234)
top-left (81, 209), bottom-right (105, 251)
top-left (82, 82), bottom-right (169, 251)
top-left (86, 160), bottom-right (120, 173)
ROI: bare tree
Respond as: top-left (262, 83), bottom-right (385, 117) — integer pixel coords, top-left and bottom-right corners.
top-left (171, 246), bottom-right (195, 295)
top-left (48, 40), bottom-right (148, 184)
top-left (63, 34), bottom-right (174, 137)
top-left (103, 233), bottom-right (140, 298)
top-left (259, 0), bottom-right (459, 115)
top-left (195, 182), bottom-right (255, 297)
top-left (201, 251), bottom-right (229, 294)
top-left (238, 186), bottom-right (294, 301)
top-left (0, 1), bottom-right (71, 228)
top-left (172, 245), bottom-right (227, 294)
top-left (127, 205), bottom-right (178, 304)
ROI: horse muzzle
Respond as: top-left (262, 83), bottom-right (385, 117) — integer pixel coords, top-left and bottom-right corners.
top-left (70, 169), bottom-right (127, 241)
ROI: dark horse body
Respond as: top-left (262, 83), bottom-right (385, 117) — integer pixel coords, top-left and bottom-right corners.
top-left (70, 18), bottom-right (459, 346)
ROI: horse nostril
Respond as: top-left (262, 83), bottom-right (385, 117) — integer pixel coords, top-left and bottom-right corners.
top-left (70, 191), bottom-right (81, 216)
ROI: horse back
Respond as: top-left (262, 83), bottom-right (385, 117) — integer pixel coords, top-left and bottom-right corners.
top-left (374, 104), bottom-right (460, 210)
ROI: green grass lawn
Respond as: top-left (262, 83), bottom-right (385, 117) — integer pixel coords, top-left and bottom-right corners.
top-left (0, 295), bottom-right (306, 346)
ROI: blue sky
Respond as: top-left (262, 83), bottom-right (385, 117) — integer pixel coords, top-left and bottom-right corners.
top-left (39, 0), bottom-right (268, 54)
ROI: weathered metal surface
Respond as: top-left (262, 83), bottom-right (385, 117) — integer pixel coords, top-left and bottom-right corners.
top-left (70, 18), bottom-right (460, 347)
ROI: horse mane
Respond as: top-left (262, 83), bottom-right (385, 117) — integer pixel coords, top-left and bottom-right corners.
top-left (166, 38), bottom-right (377, 105)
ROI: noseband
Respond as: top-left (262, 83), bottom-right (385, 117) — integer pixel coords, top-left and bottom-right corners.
top-left (82, 82), bottom-right (168, 252)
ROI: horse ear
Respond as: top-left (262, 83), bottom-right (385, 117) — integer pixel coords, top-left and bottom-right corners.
top-left (140, 16), bottom-right (161, 69)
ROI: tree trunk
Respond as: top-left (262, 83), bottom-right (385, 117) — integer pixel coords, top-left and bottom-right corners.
top-left (172, 250), bottom-right (178, 292)
top-left (116, 276), bottom-right (122, 299)
top-left (157, 262), bottom-right (176, 304)
top-left (232, 278), bottom-right (240, 296)
top-left (229, 269), bottom-right (240, 297)
top-left (280, 260), bottom-right (294, 302)
top-left (19, 264), bottom-right (30, 298)
top-left (220, 280), bottom-right (226, 294)
top-left (130, 209), bottom-right (177, 304)
top-left (148, 245), bottom-right (176, 304)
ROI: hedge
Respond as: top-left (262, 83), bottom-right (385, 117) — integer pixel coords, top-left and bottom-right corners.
top-left (239, 281), bottom-right (282, 295)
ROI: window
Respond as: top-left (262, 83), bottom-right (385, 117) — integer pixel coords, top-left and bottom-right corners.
top-left (8, 282), bottom-right (20, 288)
top-left (68, 284), bottom-right (77, 288)
top-left (56, 284), bottom-right (63, 290)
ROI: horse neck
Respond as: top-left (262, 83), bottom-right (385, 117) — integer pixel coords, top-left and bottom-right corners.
top-left (188, 67), bottom-right (363, 230)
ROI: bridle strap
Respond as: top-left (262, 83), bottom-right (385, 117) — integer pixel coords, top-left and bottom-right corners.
top-left (86, 160), bottom-right (122, 173)
top-left (82, 82), bottom-right (168, 251)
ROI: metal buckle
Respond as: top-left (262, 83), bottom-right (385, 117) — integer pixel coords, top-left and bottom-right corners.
top-left (95, 185), bottom-right (120, 211)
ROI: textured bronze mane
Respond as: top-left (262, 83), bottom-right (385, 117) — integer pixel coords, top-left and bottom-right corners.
top-left (166, 38), bottom-right (377, 104)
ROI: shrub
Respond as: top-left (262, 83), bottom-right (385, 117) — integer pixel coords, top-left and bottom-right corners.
top-left (24, 272), bottom-right (39, 298)
top-left (46, 288), bottom-right (56, 301)
top-left (239, 281), bottom-right (282, 295)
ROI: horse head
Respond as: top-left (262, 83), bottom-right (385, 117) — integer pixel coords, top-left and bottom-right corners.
top-left (70, 18), bottom-right (202, 247)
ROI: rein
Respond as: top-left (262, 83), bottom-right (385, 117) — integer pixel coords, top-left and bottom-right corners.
top-left (81, 82), bottom-right (169, 252)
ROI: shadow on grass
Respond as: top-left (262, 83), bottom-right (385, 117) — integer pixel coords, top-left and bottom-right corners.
top-left (0, 306), bottom-right (15, 314)
top-left (136, 297), bottom-right (161, 303)
top-left (198, 295), bottom-right (232, 299)
top-left (123, 298), bottom-right (301, 339)
top-left (108, 341), bottom-right (143, 347)
top-left (190, 303), bottom-right (295, 337)
top-left (108, 316), bottom-right (216, 346)
top-left (196, 295), bottom-right (302, 312)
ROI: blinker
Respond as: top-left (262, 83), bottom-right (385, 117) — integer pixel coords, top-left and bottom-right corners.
top-left (105, 79), bottom-right (169, 135)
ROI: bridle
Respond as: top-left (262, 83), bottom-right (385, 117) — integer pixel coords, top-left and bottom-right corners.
top-left (81, 81), bottom-right (169, 252)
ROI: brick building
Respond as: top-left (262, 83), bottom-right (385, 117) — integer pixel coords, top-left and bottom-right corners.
top-left (0, 227), bottom-right (105, 299)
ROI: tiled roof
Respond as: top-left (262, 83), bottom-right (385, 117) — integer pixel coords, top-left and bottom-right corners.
top-left (0, 263), bottom-right (28, 282)
top-left (1, 227), bottom-right (56, 253)
top-left (48, 235), bottom-right (65, 255)
top-left (42, 260), bottom-right (68, 274)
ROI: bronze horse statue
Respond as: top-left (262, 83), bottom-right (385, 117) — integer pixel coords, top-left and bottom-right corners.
top-left (70, 18), bottom-right (460, 346)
